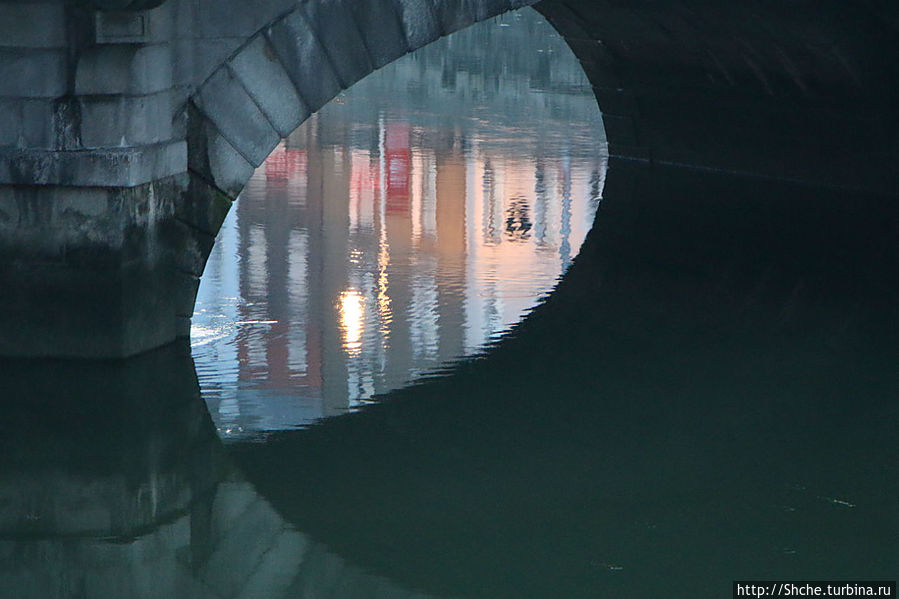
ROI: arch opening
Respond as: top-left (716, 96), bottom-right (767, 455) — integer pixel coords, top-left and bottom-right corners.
top-left (189, 6), bottom-right (608, 439)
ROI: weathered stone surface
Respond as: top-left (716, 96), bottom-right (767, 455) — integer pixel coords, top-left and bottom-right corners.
top-left (0, 4), bottom-right (67, 48)
top-left (76, 44), bottom-right (173, 95)
top-left (94, 3), bottom-right (178, 44)
top-left (169, 217), bottom-right (215, 276)
top-left (299, 0), bottom-right (373, 88)
top-left (193, 67), bottom-right (281, 166)
top-left (0, 178), bottom-right (185, 358)
top-left (0, 48), bottom-right (67, 98)
top-left (194, 0), bottom-right (296, 39)
top-left (186, 104), bottom-right (255, 198)
top-left (0, 178), bottom-right (184, 255)
top-left (396, 0), bottom-right (441, 49)
top-left (228, 35), bottom-right (309, 137)
top-left (176, 175), bottom-right (234, 239)
top-left (0, 99), bottom-right (57, 149)
top-left (190, 37), bottom-right (244, 87)
top-left (0, 141), bottom-right (186, 187)
top-left (349, 0), bottom-right (409, 69)
top-left (265, 10), bottom-right (343, 113)
top-left (79, 90), bottom-right (175, 148)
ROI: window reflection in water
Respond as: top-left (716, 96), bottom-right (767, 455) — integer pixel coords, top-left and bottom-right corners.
top-left (192, 7), bottom-right (608, 439)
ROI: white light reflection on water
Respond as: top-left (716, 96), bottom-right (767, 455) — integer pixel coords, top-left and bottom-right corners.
top-left (192, 7), bottom-right (608, 440)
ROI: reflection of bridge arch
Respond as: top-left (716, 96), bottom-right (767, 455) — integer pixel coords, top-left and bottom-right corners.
top-left (0, 345), bottom-right (436, 599)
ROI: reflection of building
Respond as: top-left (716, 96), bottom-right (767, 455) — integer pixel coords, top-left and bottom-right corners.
top-left (192, 8), bottom-right (607, 437)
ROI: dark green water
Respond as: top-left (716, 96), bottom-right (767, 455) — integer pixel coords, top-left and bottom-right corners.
top-left (2, 163), bottom-right (896, 597)
top-left (1, 8), bottom-right (897, 599)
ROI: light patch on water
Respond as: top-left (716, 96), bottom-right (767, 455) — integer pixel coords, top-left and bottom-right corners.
top-left (818, 496), bottom-right (857, 508)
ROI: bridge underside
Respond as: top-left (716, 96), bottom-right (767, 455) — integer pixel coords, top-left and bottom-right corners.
top-left (0, 0), bottom-right (896, 357)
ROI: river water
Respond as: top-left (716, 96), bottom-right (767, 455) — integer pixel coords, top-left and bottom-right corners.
top-left (191, 8), bottom-right (607, 439)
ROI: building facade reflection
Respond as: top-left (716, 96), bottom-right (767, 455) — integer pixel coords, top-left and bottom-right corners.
top-left (193, 8), bottom-right (607, 438)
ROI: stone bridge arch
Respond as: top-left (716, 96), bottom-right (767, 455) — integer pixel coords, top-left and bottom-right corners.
top-left (1, 0), bottom-right (896, 358)
top-left (185, 0), bottom-right (540, 200)
top-left (173, 0), bottom-right (543, 341)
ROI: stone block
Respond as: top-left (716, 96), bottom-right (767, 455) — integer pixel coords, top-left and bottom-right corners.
top-left (95, 12), bottom-right (151, 43)
top-left (0, 4), bottom-right (67, 48)
top-left (190, 37), bottom-right (244, 88)
top-left (173, 0), bottom-right (196, 39)
top-left (396, 0), bottom-right (441, 50)
top-left (0, 48), bottom-right (67, 98)
top-left (349, 0), bottom-right (410, 69)
top-left (0, 257), bottom-right (177, 358)
top-left (299, 0), bottom-right (373, 88)
top-left (79, 90), bottom-right (175, 148)
top-left (228, 35), bottom-right (309, 137)
top-left (186, 104), bottom-right (256, 198)
top-left (177, 175), bottom-right (234, 238)
top-left (195, 0), bottom-right (295, 38)
top-left (173, 271), bottom-right (201, 318)
top-left (0, 179), bottom-right (185, 358)
top-left (0, 99), bottom-right (57, 149)
top-left (0, 99), bottom-right (16, 147)
top-left (266, 11), bottom-right (343, 113)
top-left (94, 3), bottom-right (177, 44)
top-left (21, 100), bottom-right (59, 149)
top-left (76, 44), bottom-right (174, 95)
top-left (169, 218), bottom-right (216, 276)
top-left (194, 67), bottom-right (281, 166)
top-left (171, 38), bottom-right (196, 90)
top-left (0, 142), bottom-right (186, 187)
top-left (429, 0), bottom-right (479, 36)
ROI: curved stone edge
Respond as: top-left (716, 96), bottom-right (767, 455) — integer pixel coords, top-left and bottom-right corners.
top-left (184, 0), bottom-right (541, 204)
